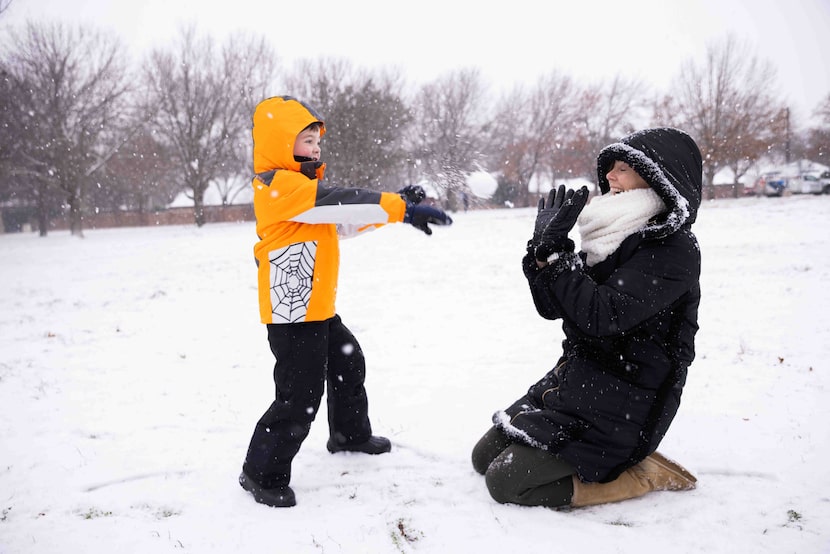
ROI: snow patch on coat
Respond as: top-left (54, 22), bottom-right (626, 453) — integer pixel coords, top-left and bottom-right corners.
top-left (492, 410), bottom-right (547, 450)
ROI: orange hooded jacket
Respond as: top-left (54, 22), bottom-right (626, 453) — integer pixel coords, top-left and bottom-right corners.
top-left (251, 96), bottom-right (407, 324)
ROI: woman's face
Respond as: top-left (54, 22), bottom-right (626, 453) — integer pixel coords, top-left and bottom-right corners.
top-left (294, 126), bottom-right (321, 161)
top-left (606, 160), bottom-right (649, 194)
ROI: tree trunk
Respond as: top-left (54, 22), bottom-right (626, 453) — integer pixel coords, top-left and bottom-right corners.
top-left (193, 194), bottom-right (205, 227)
top-left (517, 178), bottom-right (531, 208)
top-left (138, 194), bottom-right (149, 226)
top-left (703, 166), bottom-right (717, 201)
top-left (68, 193), bottom-right (84, 237)
top-left (36, 193), bottom-right (49, 237)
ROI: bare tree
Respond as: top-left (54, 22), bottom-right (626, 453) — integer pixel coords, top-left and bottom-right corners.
top-left (0, 65), bottom-right (21, 174)
top-left (0, 63), bottom-right (28, 231)
top-left (94, 127), bottom-right (179, 216)
top-left (658, 35), bottom-right (786, 198)
top-left (1, 21), bottom-right (133, 236)
top-left (283, 57), bottom-right (354, 110)
top-left (410, 68), bottom-right (489, 208)
top-left (283, 58), bottom-right (412, 191)
top-left (815, 93), bottom-right (830, 123)
top-left (0, 63), bottom-right (53, 233)
top-left (800, 93), bottom-right (830, 165)
top-left (142, 26), bottom-right (277, 226)
top-left (489, 71), bottom-right (579, 207)
top-left (570, 75), bottom-right (648, 183)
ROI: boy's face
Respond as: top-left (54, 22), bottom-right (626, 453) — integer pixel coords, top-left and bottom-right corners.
top-left (606, 160), bottom-right (649, 194)
top-left (294, 127), bottom-right (321, 161)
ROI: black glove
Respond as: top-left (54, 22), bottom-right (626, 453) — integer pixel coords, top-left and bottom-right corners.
top-left (404, 204), bottom-right (453, 235)
top-left (398, 184), bottom-right (426, 205)
top-left (535, 185), bottom-right (589, 262)
top-left (532, 186), bottom-right (566, 246)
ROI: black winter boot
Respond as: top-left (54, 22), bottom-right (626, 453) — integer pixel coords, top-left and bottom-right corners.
top-left (326, 435), bottom-right (392, 455)
top-left (239, 472), bottom-right (296, 507)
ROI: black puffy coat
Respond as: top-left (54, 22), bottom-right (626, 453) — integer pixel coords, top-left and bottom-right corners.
top-left (495, 128), bottom-right (703, 483)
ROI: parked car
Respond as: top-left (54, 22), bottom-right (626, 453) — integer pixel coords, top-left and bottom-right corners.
top-left (754, 171), bottom-right (788, 196)
top-left (788, 172), bottom-right (824, 195)
top-left (820, 170), bottom-right (830, 194)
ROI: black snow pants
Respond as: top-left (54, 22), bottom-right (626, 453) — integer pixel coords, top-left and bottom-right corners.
top-left (472, 426), bottom-right (575, 508)
top-left (242, 314), bottom-right (373, 488)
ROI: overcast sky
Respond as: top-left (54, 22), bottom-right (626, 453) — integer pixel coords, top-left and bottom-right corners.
top-left (2, 0), bottom-right (829, 126)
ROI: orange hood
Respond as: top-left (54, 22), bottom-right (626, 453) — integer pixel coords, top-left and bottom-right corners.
top-left (252, 96), bottom-right (326, 175)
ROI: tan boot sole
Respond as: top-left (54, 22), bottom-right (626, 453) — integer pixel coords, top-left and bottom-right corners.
top-left (645, 451), bottom-right (697, 490)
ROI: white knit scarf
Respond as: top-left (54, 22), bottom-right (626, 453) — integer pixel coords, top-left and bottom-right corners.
top-left (577, 188), bottom-right (666, 267)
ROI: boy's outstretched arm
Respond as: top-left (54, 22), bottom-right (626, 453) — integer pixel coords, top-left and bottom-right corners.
top-left (403, 204), bottom-right (453, 235)
top-left (397, 183), bottom-right (452, 235)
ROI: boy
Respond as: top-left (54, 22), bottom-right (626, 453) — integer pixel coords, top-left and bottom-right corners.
top-left (240, 96), bottom-right (452, 507)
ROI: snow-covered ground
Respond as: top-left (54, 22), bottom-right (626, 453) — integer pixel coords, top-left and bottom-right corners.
top-left (1, 194), bottom-right (828, 553)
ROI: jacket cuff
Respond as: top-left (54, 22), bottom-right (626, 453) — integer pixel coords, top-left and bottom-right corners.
top-left (535, 238), bottom-right (575, 262)
top-left (540, 251), bottom-right (583, 279)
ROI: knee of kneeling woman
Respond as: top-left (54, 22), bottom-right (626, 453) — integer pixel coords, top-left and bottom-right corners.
top-left (471, 440), bottom-right (497, 475)
top-left (471, 426), bottom-right (513, 476)
top-left (471, 453), bottom-right (489, 476)
top-left (484, 461), bottom-right (518, 504)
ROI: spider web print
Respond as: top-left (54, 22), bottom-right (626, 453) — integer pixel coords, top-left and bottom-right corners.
top-left (268, 242), bottom-right (317, 323)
